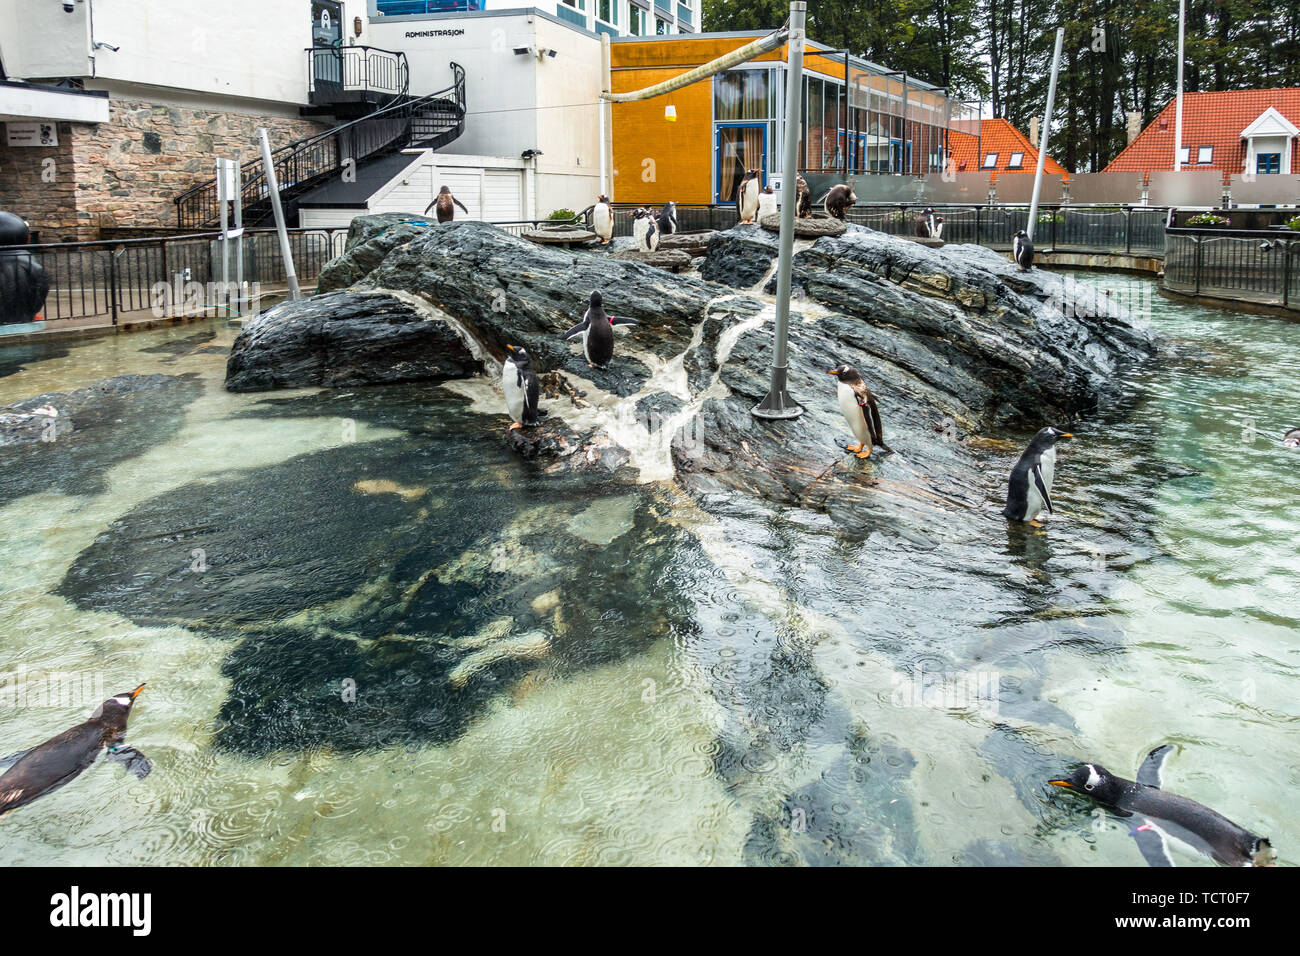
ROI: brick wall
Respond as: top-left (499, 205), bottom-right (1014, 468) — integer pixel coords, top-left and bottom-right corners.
top-left (0, 99), bottom-right (329, 241)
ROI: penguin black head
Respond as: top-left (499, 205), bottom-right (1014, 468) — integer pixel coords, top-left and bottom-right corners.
top-left (589, 290), bottom-right (603, 308)
top-left (1049, 762), bottom-right (1124, 805)
top-left (1029, 425), bottom-right (1073, 448)
top-left (1013, 229), bottom-right (1028, 239)
top-left (1283, 427), bottom-right (1300, 448)
top-left (597, 194), bottom-right (608, 204)
top-left (505, 344), bottom-right (533, 369)
top-left (90, 683), bottom-right (145, 729)
top-left (438, 185), bottom-right (451, 195)
top-left (629, 207), bottom-right (646, 220)
top-left (827, 364), bottom-right (863, 384)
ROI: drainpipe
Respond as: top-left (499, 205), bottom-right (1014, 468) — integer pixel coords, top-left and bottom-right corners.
top-left (600, 33), bottom-right (611, 198)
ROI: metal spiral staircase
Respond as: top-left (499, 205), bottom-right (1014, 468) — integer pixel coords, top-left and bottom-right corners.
top-left (173, 61), bottom-right (466, 229)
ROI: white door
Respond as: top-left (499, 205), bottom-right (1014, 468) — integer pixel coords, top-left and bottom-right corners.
top-left (483, 170), bottom-right (523, 222)
top-left (436, 170), bottom-right (483, 220)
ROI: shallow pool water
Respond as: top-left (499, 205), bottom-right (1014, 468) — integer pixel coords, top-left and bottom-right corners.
top-left (0, 275), bottom-right (1295, 866)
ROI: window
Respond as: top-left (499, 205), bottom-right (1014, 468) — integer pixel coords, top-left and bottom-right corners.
top-left (628, 3), bottom-right (646, 33)
top-left (597, 0), bottom-right (617, 23)
top-left (1178, 146), bottom-right (1190, 165)
top-left (563, 0), bottom-right (584, 9)
top-left (714, 70), bottom-right (774, 121)
top-left (1197, 145), bottom-right (1213, 164)
top-left (981, 152), bottom-right (998, 169)
top-left (1007, 151), bottom-right (1024, 169)
top-left (375, 0), bottom-right (482, 12)
top-left (656, 16), bottom-right (671, 34)
top-left (1258, 152), bottom-right (1282, 174)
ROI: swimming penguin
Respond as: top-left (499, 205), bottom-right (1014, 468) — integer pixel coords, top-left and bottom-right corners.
top-left (592, 195), bottom-right (614, 244)
top-left (0, 211), bottom-right (50, 324)
top-left (0, 683), bottom-right (150, 817)
top-left (828, 364), bottom-right (886, 459)
top-left (563, 290), bottom-right (639, 369)
top-left (1283, 427), bottom-right (1299, 448)
top-left (823, 183), bottom-right (857, 221)
top-left (1003, 426), bottom-right (1072, 524)
top-left (630, 207), bottom-right (659, 251)
top-left (737, 169), bottom-right (761, 224)
top-left (795, 174), bottom-right (812, 218)
top-left (1012, 229), bottom-right (1034, 270)
top-left (425, 185), bottom-right (469, 223)
top-left (1049, 745), bottom-right (1276, 867)
top-left (757, 185), bottom-right (777, 221)
top-left (656, 201), bottom-right (677, 236)
top-left (502, 344), bottom-right (542, 430)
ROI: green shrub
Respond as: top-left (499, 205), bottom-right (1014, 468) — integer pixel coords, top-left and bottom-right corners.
top-left (1285, 215), bottom-right (1300, 231)
top-left (548, 208), bottom-right (578, 221)
top-left (1186, 213), bottom-right (1230, 226)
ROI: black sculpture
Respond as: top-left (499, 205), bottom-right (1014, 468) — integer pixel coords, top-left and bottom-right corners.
top-left (0, 211), bottom-right (50, 324)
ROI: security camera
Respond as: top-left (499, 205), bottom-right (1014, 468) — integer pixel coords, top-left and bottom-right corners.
top-left (62, 1), bottom-right (75, 11)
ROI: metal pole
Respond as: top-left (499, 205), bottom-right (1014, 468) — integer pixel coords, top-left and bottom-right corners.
top-left (600, 33), bottom-right (611, 197)
top-left (234, 160), bottom-right (245, 315)
top-left (1175, 0), bottom-right (1185, 171)
top-left (1027, 27), bottom-right (1064, 242)
top-left (753, 1), bottom-right (806, 421)
top-left (258, 128), bottom-right (302, 301)
top-left (219, 159), bottom-right (230, 311)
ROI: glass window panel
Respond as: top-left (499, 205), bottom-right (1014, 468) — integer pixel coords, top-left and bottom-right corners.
top-left (982, 152), bottom-right (998, 169)
top-left (1197, 145), bottom-right (1213, 164)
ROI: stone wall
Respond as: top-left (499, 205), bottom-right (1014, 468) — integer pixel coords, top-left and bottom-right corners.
top-left (0, 99), bottom-right (330, 241)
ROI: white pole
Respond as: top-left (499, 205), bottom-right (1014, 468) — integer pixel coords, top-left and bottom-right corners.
top-left (600, 33), bottom-right (610, 197)
top-left (1174, 0), bottom-right (1186, 171)
top-left (752, 1), bottom-right (806, 420)
top-left (1027, 27), bottom-right (1064, 243)
top-left (258, 128), bottom-right (301, 301)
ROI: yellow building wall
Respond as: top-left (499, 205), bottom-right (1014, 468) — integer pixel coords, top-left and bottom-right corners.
top-left (609, 36), bottom-right (850, 205)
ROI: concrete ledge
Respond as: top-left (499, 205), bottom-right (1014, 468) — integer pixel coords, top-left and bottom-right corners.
top-left (1035, 251), bottom-right (1163, 274)
top-left (1158, 285), bottom-right (1300, 319)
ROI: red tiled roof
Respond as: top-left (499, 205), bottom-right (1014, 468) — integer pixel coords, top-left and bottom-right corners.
top-left (948, 119), bottom-right (1069, 176)
top-left (1103, 88), bottom-right (1300, 175)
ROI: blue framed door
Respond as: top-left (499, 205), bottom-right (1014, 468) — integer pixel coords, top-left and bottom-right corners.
top-left (715, 123), bottom-right (768, 203)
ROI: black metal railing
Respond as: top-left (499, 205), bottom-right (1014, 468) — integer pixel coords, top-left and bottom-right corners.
top-left (306, 45), bottom-right (410, 105)
top-left (174, 62), bottom-right (465, 230)
top-left (10, 228), bottom-right (350, 325)
top-left (1164, 226), bottom-right (1300, 309)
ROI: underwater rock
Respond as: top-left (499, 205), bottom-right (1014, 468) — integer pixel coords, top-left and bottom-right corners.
top-left (225, 290), bottom-right (480, 392)
top-left (505, 418), bottom-right (632, 476)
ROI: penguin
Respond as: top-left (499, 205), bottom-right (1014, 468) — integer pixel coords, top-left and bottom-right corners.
top-left (823, 183), bottom-right (857, 221)
top-left (592, 195), bottom-right (614, 245)
top-left (502, 344), bottom-right (542, 430)
top-left (915, 208), bottom-right (935, 237)
top-left (563, 290), bottom-right (639, 369)
top-left (737, 168), bottom-right (761, 224)
top-left (656, 201), bottom-right (677, 237)
top-left (1012, 229), bottom-right (1034, 271)
top-left (931, 215), bottom-right (945, 240)
top-left (425, 185), bottom-right (469, 223)
top-left (1283, 427), bottom-right (1299, 448)
top-left (630, 207), bottom-right (659, 252)
top-left (757, 185), bottom-right (777, 221)
top-left (1049, 745), bottom-right (1276, 868)
top-left (0, 211), bottom-right (50, 325)
top-left (827, 364), bottom-right (886, 459)
top-left (1002, 426), bottom-right (1072, 524)
top-left (795, 174), bottom-right (812, 218)
top-left (0, 683), bottom-right (150, 817)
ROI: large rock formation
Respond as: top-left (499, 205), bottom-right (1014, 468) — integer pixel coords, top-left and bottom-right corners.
top-left (226, 216), bottom-right (1155, 522)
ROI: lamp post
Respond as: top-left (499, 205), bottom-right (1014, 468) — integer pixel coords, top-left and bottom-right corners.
top-left (752, 1), bottom-right (807, 421)
top-left (1026, 27), bottom-right (1064, 242)
top-left (1174, 0), bottom-right (1186, 171)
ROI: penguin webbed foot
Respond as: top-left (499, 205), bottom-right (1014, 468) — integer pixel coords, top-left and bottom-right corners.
top-left (855, 449), bottom-right (872, 459)
top-left (508, 422), bottom-right (523, 431)
top-left (845, 442), bottom-right (863, 453)
top-left (106, 744), bottom-right (152, 780)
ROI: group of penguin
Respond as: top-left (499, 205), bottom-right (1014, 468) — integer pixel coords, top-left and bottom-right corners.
top-left (588, 195), bottom-right (678, 252)
top-left (736, 169), bottom-right (858, 224)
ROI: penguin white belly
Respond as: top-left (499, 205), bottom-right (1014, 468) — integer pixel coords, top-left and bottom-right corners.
top-left (1025, 446), bottom-right (1056, 518)
top-left (502, 360), bottom-right (526, 423)
top-left (740, 183), bottom-right (759, 220)
top-left (837, 382), bottom-right (871, 444)
top-left (581, 326), bottom-right (595, 364)
top-left (593, 206), bottom-right (612, 240)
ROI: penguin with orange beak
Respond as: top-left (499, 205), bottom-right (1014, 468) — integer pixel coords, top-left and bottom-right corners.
top-left (0, 683), bottom-right (150, 816)
top-left (1003, 426), bottom-right (1072, 525)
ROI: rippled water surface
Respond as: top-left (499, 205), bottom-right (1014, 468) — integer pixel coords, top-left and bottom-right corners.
top-left (0, 274), bottom-right (1296, 866)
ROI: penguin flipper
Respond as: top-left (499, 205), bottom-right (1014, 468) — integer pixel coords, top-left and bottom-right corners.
top-left (106, 744), bottom-right (152, 780)
top-left (563, 318), bottom-right (589, 340)
top-left (454, 198), bottom-right (469, 214)
top-left (0, 749), bottom-right (32, 771)
top-left (610, 316), bottom-right (639, 327)
top-left (1031, 463), bottom-right (1054, 514)
top-left (423, 199), bottom-right (437, 215)
top-left (1137, 744), bottom-right (1175, 789)
top-left (1130, 821), bottom-right (1176, 867)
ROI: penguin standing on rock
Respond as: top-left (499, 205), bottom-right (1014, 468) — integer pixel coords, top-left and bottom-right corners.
top-left (828, 364), bottom-right (886, 458)
top-left (564, 290), bottom-right (639, 369)
top-left (630, 207), bottom-right (659, 251)
top-left (737, 169), bottom-right (761, 224)
top-left (915, 208), bottom-right (935, 237)
top-left (1003, 426), bottom-right (1072, 525)
top-left (656, 201), bottom-right (677, 237)
top-left (502, 345), bottom-right (542, 430)
top-left (425, 185), bottom-right (469, 223)
top-left (0, 683), bottom-right (150, 817)
top-left (592, 195), bottom-right (614, 244)
top-left (824, 183), bottom-right (857, 221)
top-left (1012, 229), bottom-right (1034, 270)
top-left (795, 174), bottom-right (812, 218)
top-left (1050, 745), bottom-right (1276, 867)
top-left (757, 185), bottom-right (777, 221)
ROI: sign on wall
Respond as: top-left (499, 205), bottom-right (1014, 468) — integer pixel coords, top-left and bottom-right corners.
top-left (6, 121), bottom-right (59, 147)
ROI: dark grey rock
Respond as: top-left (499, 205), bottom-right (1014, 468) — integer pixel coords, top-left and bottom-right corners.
top-left (699, 225), bottom-right (779, 289)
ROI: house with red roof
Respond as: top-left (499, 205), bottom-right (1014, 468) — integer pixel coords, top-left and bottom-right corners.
top-left (1104, 89), bottom-right (1300, 177)
top-left (947, 118), bottom-right (1069, 177)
